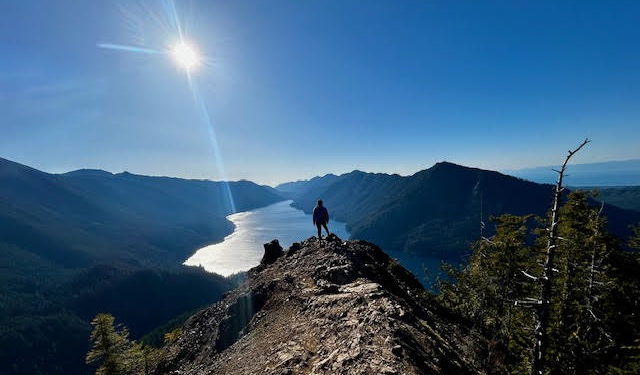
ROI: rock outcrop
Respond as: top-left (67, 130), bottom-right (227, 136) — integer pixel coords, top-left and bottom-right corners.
top-left (261, 239), bottom-right (284, 264)
top-left (155, 234), bottom-right (479, 375)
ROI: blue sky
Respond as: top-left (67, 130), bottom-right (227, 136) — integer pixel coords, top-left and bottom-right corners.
top-left (2, 0), bottom-right (639, 185)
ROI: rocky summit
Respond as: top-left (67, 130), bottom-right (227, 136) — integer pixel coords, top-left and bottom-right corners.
top-left (154, 235), bottom-right (479, 375)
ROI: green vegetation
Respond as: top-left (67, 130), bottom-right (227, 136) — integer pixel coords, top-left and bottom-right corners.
top-left (86, 314), bottom-right (132, 375)
top-left (0, 259), bottom-right (234, 375)
top-left (139, 310), bottom-right (194, 348)
top-left (86, 313), bottom-right (166, 375)
top-left (437, 191), bottom-right (640, 374)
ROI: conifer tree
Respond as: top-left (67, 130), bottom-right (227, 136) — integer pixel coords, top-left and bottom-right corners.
top-left (438, 214), bottom-right (540, 374)
top-left (86, 313), bottom-right (161, 375)
top-left (606, 225), bottom-right (640, 374)
top-left (86, 313), bottom-right (131, 375)
top-left (630, 225), bottom-right (640, 250)
top-left (124, 343), bottom-right (159, 375)
top-left (546, 191), bottom-right (614, 374)
top-left (164, 328), bottom-right (182, 345)
top-left (437, 190), bottom-right (640, 374)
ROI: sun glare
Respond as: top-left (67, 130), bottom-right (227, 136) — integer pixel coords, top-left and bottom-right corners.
top-left (171, 42), bottom-right (200, 71)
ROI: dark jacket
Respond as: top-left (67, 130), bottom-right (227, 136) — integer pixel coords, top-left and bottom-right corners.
top-left (313, 205), bottom-right (329, 225)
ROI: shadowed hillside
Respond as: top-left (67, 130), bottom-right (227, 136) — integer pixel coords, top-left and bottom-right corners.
top-left (590, 186), bottom-right (640, 212)
top-left (0, 157), bottom-right (284, 375)
top-left (287, 162), bottom-right (640, 263)
top-left (0, 157), bottom-right (284, 267)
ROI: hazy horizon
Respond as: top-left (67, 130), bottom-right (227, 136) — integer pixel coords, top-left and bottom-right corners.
top-left (4, 153), bottom-right (640, 187)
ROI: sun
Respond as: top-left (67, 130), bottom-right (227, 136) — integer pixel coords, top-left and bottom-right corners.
top-left (171, 42), bottom-right (200, 71)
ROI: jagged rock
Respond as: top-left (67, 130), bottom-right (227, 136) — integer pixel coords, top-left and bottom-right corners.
top-left (154, 237), bottom-right (480, 375)
top-left (287, 242), bottom-right (302, 256)
top-left (261, 239), bottom-right (284, 264)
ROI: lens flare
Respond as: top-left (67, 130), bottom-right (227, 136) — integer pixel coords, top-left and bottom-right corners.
top-left (97, 0), bottom-right (236, 214)
top-left (171, 42), bottom-right (200, 70)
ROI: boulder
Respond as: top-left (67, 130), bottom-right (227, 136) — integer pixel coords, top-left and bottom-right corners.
top-left (286, 242), bottom-right (302, 256)
top-left (261, 239), bottom-right (284, 264)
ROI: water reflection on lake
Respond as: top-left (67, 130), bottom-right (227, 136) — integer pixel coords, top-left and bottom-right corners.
top-left (184, 200), bottom-right (350, 276)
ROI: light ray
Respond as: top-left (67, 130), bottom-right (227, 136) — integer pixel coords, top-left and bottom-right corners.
top-left (98, 0), bottom-right (237, 215)
top-left (97, 43), bottom-right (163, 54)
top-left (187, 77), bottom-right (237, 213)
top-left (160, 0), bottom-right (236, 213)
top-left (140, 1), bottom-right (173, 36)
top-left (118, 3), bottom-right (146, 46)
top-left (162, 0), bottom-right (184, 40)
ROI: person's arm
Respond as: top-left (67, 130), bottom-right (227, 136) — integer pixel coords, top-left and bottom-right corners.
top-left (325, 207), bottom-right (330, 223)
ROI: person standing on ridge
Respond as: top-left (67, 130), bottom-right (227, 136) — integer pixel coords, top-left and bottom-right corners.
top-left (313, 199), bottom-right (330, 242)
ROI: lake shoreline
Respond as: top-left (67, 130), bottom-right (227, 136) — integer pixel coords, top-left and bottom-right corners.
top-left (184, 200), bottom-right (350, 276)
top-left (182, 199), bottom-right (294, 264)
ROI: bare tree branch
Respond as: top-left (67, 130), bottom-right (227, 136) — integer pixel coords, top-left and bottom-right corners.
top-left (521, 270), bottom-right (539, 280)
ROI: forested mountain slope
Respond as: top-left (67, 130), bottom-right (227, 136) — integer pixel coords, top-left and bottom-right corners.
top-left (0, 157), bottom-right (283, 375)
top-left (0, 157), bottom-right (283, 267)
top-left (591, 186), bottom-right (640, 212)
top-left (290, 162), bottom-right (640, 261)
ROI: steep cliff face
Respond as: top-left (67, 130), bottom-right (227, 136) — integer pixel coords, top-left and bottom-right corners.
top-left (155, 235), bottom-right (479, 375)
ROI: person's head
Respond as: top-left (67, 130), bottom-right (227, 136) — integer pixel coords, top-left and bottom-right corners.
top-left (317, 199), bottom-right (323, 206)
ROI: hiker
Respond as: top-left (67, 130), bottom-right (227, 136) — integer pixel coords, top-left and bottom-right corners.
top-left (313, 199), bottom-right (330, 241)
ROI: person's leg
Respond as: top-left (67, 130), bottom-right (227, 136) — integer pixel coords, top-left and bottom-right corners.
top-left (316, 223), bottom-right (322, 240)
top-left (323, 223), bottom-right (330, 236)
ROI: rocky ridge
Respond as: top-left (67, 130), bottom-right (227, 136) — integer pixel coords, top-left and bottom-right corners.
top-left (155, 235), bottom-right (479, 375)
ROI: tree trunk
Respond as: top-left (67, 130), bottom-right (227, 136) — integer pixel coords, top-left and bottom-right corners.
top-left (531, 139), bottom-right (589, 375)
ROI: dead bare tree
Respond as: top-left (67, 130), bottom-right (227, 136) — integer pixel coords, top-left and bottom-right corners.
top-left (530, 138), bottom-right (590, 375)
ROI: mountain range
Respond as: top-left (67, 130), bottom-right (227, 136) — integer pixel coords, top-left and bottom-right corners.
top-left (279, 162), bottom-right (640, 274)
top-left (0, 158), bottom-right (283, 268)
top-left (3, 156), bottom-right (640, 375)
top-left (0, 157), bottom-right (283, 375)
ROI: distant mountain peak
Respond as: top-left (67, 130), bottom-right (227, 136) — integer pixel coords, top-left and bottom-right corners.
top-left (434, 160), bottom-right (459, 166)
top-left (432, 161), bottom-right (480, 170)
top-left (63, 169), bottom-right (114, 177)
top-left (0, 156), bottom-right (49, 176)
top-left (312, 173), bottom-right (339, 180)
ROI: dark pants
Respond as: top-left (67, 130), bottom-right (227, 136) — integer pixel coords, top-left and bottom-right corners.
top-left (316, 221), bottom-right (330, 239)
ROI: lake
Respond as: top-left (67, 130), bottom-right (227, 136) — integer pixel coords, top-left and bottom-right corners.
top-left (184, 200), bottom-right (350, 276)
